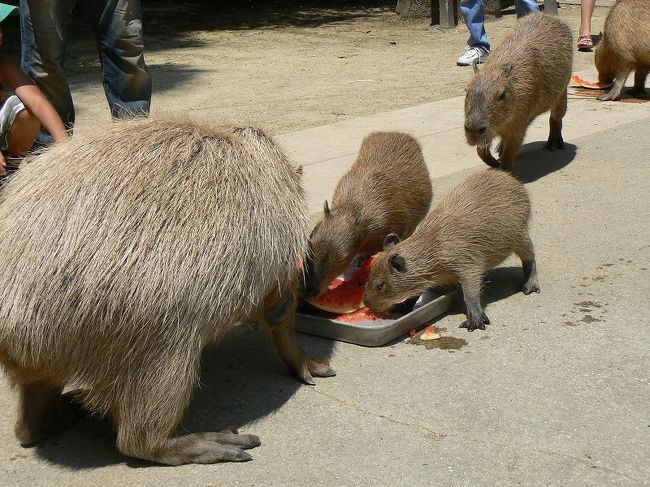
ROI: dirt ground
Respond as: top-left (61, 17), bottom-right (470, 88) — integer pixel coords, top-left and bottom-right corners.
top-left (5, 1), bottom-right (610, 135)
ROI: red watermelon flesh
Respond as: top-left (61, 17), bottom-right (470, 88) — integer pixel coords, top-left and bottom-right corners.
top-left (570, 74), bottom-right (614, 90)
top-left (305, 254), bottom-right (378, 315)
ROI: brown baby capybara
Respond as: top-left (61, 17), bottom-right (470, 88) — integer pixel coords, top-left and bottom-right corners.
top-left (302, 131), bottom-right (432, 298)
top-left (0, 119), bottom-right (334, 465)
top-left (364, 169), bottom-right (540, 332)
top-left (464, 13), bottom-right (573, 173)
top-left (595, 0), bottom-right (650, 101)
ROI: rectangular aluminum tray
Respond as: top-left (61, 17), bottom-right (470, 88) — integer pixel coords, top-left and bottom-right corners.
top-left (296, 288), bottom-right (457, 347)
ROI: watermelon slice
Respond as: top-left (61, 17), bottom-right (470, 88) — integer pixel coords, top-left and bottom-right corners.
top-left (304, 254), bottom-right (378, 314)
top-left (334, 306), bottom-right (379, 323)
top-left (570, 74), bottom-right (614, 90)
top-left (420, 325), bottom-right (441, 341)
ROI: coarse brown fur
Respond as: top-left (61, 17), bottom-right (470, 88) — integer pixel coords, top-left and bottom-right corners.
top-left (364, 169), bottom-right (540, 332)
top-left (595, 0), bottom-right (650, 101)
top-left (464, 13), bottom-right (573, 173)
top-left (302, 131), bottom-right (433, 297)
top-left (0, 118), bottom-right (334, 465)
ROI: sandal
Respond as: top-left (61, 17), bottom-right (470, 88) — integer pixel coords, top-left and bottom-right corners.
top-left (577, 35), bottom-right (593, 51)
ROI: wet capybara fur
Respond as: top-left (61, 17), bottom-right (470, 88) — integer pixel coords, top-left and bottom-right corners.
top-left (364, 169), bottom-right (540, 332)
top-left (595, 0), bottom-right (650, 101)
top-left (302, 132), bottom-right (432, 297)
top-left (464, 13), bottom-right (573, 172)
top-left (0, 118), bottom-right (334, 465)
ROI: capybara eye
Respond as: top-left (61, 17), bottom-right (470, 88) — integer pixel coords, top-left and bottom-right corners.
top-left (498, 90), bottom-right (506, 101)
top-left (376, 283), bottom-right (385, 291)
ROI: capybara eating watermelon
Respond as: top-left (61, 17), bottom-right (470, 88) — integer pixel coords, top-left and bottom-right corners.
top-left (364, 169), bottom-right (540, 332)
top-left (0, 118), bottom-right (334, 465)
top-left (302, 131), bottom-right (432, 299)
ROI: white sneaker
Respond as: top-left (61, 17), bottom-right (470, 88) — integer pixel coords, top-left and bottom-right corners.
top-left (456, 46), bottom-right (489, 66)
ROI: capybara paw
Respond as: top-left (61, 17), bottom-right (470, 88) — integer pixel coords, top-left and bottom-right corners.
top-left (156, 432), bottom-right (261, 465)
top-left (460, 312), bottom-right (490, 332)
top-left (308, 357), bottom-right (336, 379)
top-left (199, 429), bottom-right (261, 450)
top-left (597, 91), bottom-right (620, 102)
top-left (544, 137), bottom-right (564, 151)
top-left (522, 279), bottom-right (541, 295)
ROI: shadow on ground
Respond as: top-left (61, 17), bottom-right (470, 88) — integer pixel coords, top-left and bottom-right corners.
top-left (515, 141), bottom-right (577, 183)
top-left (143, 0), bottom-right (396, 34)
top-left (33, 328), bottom-right (336, 469)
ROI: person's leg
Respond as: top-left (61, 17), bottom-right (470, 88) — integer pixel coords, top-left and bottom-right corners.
top-left (84, 0), bottom-right (152, 118)
top-left (514, 0), bottom-right (540, 18)
top-left (6, 109), bottom-right (40, 156)
top-left (19, 0), bottom-right (75, 143)
top-left (579, 0), bottom-right (596, 38)
top-left (460, 0), bottom-right (490, 51)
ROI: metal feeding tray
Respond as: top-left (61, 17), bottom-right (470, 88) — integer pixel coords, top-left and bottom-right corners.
top-left (296, 288), bottom-right (457, 347)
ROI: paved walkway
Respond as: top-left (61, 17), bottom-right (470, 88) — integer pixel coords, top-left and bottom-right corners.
top-left (0, 68), bottom-right (648, 486)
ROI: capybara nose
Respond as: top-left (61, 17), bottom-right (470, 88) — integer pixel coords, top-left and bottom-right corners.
top-left (465, 125), bottom-right (487, 135)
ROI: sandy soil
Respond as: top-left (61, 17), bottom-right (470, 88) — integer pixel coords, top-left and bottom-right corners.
top-left (5, 1), bottom-right (611, 134)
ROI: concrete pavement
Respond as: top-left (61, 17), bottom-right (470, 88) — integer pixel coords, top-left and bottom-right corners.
top-left (0, 71), bottom-right (648, 485)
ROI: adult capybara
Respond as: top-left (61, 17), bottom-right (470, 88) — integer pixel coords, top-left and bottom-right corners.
top-left (364, 169), bottom-right (540, 332)
top-left (595, 0), bottom-right (650, 101)
top-left (464, 13), bottom-right (573, 173)
top-left (0, 119), bottom-right (334, 465)
top-left (302, 131), bottom-right (432, 297)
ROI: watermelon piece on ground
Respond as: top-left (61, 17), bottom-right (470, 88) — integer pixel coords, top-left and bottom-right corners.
top-left (420, 325), bottom-right (441, 341)
top-left (570, 74), bottom-right (614, 90)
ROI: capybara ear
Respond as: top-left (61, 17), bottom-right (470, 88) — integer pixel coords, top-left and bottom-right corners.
top-left (323, 200), bottom-right (331, 216)
top-left (503, 62), bottom-right (514, 77)
top-left (355, 214), bottom-right (364, 226)
top-left (383, 233), bottom-right (400, 250)
top-left (472, 59), bottom-right (479, 75)
top-left (389, 254), bottom-right (406, 273)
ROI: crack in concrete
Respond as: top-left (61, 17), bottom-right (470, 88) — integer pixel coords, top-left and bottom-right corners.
top-left (308, 390), bottom-right (643, 482)
top-left (308, 387), bottom-right (446, 441)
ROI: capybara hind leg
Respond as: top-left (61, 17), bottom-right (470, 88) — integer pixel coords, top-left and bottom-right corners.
top-left (632, 68), bottom-right (649, 96)
top-left (15, 380), bottom-right (82, 446)
top-left (598, 72), bottom-right (628, 101)
top-left (477, 145), bottom-right (500, 168)
top-left (514, 236), bottom-right (541, 295)
top-left (458, 272), bottom-right (490, 332)
top-left (545, 92), bottom-right (567, 151)
top-left (264, 294), bottom-right (335, 385)
top-left (113, 369), bottom-right (260, 465)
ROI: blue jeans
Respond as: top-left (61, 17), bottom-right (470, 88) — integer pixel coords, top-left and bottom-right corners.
top-left (20, 0), bottom-right (152, 142)
top-left (460, 0), bottom-right (540, 51)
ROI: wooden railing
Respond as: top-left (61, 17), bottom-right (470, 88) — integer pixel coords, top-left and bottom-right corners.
top-left (432, 1), bottom-right (558, 28)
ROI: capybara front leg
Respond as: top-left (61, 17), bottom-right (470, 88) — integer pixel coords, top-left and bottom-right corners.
top-left (632, 68), bottom-right (649, 96)
top-left (545, 91), bottom-right (567, 151)
top-left (514, 236), bottom-right (541, 295)
top-left (458, 273), bottom-right (490, 332)
top-left (498, 130), bottom-right (524, 173)
top-left (265, 295), bottom-right (336, 385)
top-left (598, 72), bottom-right (628, 101)
top-left (14, 380), bottom-right (83, 446)
top-left (477, 145), bottom-right (500, 168)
